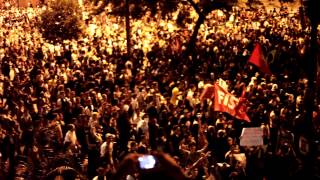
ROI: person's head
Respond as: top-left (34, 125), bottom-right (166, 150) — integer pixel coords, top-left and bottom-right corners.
top-left (189, 141), bottom-right (197, 153)
top-left (92, 112), bottom-right (99, 120)
top-left (173, 125), bottom-right (180, 135)
top-left (58, 91), bottom-right (65, 98)
top-left (217, 129), bottom-right (226, 138)
top-left (227, 137), bottom-right (234, 146)
top-left (231, 145), bottom-right (240, 154)
top-left (97, 167), bottom-right (106, 176)
top-left (129, 141), bottom-right (138, 151)
top-left (106, 133), bottom-right (115, 143)
top-left (75, 97), bottom-right (81, 104)
top-left (109, 117), bottom-right (116, 127)
top-left (68, 124), bottom-right (75, 132)
top-left (185, 121), bottom-right (191, 128)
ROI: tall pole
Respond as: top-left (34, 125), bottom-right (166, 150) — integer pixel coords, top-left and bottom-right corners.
top-left (303, 0), bottom-right (319, 178)
top-left (304, 0), bottom-right (319, 141)
top-left (299, 0), bottom-right (305, 30)
top-left (305, 9), bottom-right (317, 138)
top-left (125, 0), bottom-right (131, 58)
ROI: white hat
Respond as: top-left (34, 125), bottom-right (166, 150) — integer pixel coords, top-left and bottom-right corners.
top-left (123, 104), bottom-right (130, 112)
top-left (271, 84), bottom-right (278, 91)
top-left (198, 81), bottom-right (204, 89)
top-left (106, 133), bottom-right (115, 139)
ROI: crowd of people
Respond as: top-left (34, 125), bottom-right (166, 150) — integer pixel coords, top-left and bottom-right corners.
top-left (0, 1), bottom-right (320, 180)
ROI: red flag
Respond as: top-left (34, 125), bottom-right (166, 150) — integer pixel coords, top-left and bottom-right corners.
top-left (213, 83), bottom-right (250, 122)
top-left (248, 44), bottom-right (271, 74)
top-left (171, 37), bottom-right (181, 53)
top-left (238, 83), bottom-right (246, 99)
top-left (234, 83), bottom-right (249, 120)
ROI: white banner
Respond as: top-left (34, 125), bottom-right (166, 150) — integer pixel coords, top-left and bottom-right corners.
top-left (240, 127), bottom-right (263, 146)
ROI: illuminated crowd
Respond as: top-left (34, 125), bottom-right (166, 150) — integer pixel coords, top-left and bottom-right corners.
top-left (0, 1), bottom-right (319, 180)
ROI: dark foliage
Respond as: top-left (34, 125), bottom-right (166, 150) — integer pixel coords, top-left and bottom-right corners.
top-left (303, 0), bottom-right (320, 24)
top-left (93, 0), bottom-right (179, 19)
top-left (40, 0), bottom-right (83, 42)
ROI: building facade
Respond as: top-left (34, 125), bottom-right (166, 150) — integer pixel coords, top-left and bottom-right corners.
top-left (0, 0), bottom-right (43, 8)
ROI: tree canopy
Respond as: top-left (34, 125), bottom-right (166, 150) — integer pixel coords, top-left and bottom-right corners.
top-left (90, 0), bottom-right (236, 56)
top-left (92, 0), bottom-right (180, 19)
top-left (40, 0), bottom-right (84, 42)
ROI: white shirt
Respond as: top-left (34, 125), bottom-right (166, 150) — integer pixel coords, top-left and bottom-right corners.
top-left (64, 130), bottom-right (77, 146)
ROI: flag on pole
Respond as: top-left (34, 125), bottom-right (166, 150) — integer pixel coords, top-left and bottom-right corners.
top-left (200, 78), bottom-right (228, 101)
top-left (248, 44), bottom-right (271, 74)
top-left (171, 37), bottom-right (181, 53)
top-left (234, 83), bottom-right (248, 120)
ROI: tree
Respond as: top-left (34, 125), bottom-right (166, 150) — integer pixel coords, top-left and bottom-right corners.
top-left (185, 0), bottom-right (235, 55)
top-left (91, 0), bottom-right (235, 57)
top-left (40, 0), bottom-right (84, 42)
top-left (91, 0), bottom-right (179, 57)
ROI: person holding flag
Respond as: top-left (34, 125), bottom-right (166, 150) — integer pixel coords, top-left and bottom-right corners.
top-left (200, 79), bottom-right (250, 122)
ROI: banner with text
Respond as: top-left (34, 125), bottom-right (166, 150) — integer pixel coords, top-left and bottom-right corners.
top-left (213, 83), bottom-right (250, 122)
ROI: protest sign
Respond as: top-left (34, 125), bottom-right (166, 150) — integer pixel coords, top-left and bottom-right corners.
top-left (240, 127), bottom-right (263, 146)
